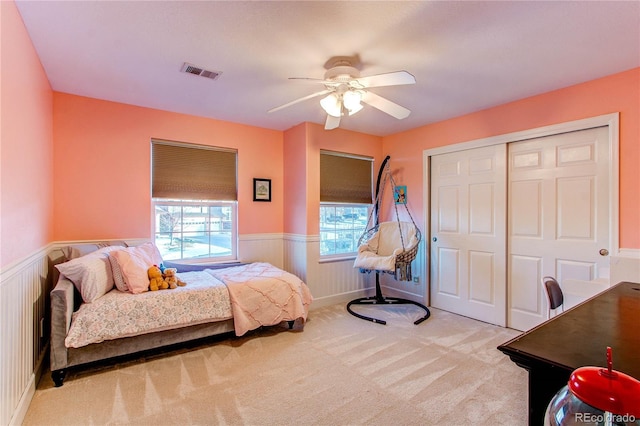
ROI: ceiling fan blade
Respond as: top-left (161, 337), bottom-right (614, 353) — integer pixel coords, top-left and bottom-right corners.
top-left (361, 91), bottom-right (411, 120)
top-left (325, 114), bottom-right (341, 130)
top-left (353, 71), bottom-right (416, 88)
top-left (288, 77), bottom-right (328, 83)
top-left (268, 89), bottom-right (331, 113)
top-left (289, 78), bottom-right (342, 89)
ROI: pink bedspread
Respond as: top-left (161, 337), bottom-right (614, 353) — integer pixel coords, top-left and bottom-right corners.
top-left (207, 263), bottom-right (313, 336)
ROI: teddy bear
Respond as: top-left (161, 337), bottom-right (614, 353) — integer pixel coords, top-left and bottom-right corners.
top-left (163, 268), bottom-right (186, 289)
top-left (148, 265), bottom-right (168, 291)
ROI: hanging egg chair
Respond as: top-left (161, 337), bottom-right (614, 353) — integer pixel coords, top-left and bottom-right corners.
top-left (348, 155), bottom-right (430, 325)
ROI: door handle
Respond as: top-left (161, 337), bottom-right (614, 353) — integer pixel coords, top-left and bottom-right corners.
top-left (599, 249), bottom-right (609, 256)
top-left (432, 237), bottom-right (437, 242)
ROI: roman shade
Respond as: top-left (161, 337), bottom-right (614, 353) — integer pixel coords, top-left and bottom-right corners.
top-left (320, 151), bottom-right (373, 204)
top-left (152, 140), bottom-right (237, 201)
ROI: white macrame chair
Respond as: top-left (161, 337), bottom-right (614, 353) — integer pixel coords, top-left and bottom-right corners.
top-left (348, 156), bottom-right (430, 325)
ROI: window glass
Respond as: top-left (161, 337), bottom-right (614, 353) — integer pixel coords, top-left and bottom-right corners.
top-left (320, 204), bottom-right (370, 256)
top-left (154, 201), bottom-right (236, 261)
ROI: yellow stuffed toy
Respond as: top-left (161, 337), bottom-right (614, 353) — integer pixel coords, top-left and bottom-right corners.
top-left (163, 268), bottom-right (186, 289)
top-left (148, 265), bottom-right (168, 291)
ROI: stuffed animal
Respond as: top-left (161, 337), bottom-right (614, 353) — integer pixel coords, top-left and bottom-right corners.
top-left (163, 268), bottom-right (186, 289)
top-left (148, 265), bottom-right (168, 291)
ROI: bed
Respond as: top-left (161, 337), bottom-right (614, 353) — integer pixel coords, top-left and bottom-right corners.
top-left (50, 242), bottom-right (312, 386)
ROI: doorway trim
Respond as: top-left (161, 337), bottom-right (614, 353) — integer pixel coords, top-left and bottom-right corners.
top-left (422, 112), bottom-right (620, 303)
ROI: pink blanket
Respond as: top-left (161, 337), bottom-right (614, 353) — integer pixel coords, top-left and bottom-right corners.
top-left (207, 263), bottom-right (313, 336)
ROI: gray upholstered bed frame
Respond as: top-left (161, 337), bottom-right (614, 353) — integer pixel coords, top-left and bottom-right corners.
top-left (49, 243), bottom-right (238, 387)
top-left (50, 276), bottom-right (235, 386)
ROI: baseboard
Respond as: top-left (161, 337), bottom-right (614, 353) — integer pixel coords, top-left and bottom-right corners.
top-left (9, 374), bottom-right (35, 426)
top-left (309, 288), bottom-right (373, 310)
top-left (380, 285), bottom-right (427, 305)
top-left (9, 344), bottom-right (47, 426)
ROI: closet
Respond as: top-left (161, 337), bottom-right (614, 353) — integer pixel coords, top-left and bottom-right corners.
top-left (427, 117), bottom-right (616, 330)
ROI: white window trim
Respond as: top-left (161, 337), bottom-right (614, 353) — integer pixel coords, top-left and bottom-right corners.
top-left (152, 199), bottom-right (238, 262)
top-left (319, 203), bottom-right (371, 259)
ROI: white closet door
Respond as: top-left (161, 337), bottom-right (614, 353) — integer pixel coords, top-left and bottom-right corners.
top-left (430, 144), bottom-right (507, 326)
top-left (508, 126), bottom-right (610, 331)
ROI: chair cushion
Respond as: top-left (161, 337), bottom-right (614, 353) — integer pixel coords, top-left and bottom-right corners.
top-left (353, 221), bottom-right (419, 272)
top-left (377, 222), bottom-right (418, 256)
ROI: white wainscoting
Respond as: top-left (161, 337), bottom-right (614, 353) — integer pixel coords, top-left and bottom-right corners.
top-left (0, 245), bottom-right (51, 426)
top-left (284, 234), bottom-right (372, 309)
top-left (283, 233), bottom-right (310, 282)
top-left (379, 239), bottom-right (427, 304)
top-left (238, 233), bottom-right (284, 269)
top-left (611, 249), bottom-right (640, 284)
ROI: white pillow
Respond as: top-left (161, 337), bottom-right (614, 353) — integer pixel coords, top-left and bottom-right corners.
top-left (110, 243), bottom-right (163, 294)
top-left (55, 246), bottom-right (124, 303)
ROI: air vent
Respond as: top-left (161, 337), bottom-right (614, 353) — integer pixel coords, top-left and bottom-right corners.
top-left (180, 62), bottom-right (221, 80)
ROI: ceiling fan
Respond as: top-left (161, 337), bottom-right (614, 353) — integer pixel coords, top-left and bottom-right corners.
top-left (268, 55), bottom-right (416, 130)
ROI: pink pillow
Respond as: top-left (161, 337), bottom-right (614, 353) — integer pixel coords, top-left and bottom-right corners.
top-left (110, 243), bottom-right (163, 294)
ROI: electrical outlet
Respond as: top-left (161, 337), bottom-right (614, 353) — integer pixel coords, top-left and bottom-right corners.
top-left (413, 276), bottom-right (420, 284)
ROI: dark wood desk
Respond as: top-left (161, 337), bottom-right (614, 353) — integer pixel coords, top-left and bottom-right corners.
top-left (498, 281), bottom-right (640, 426)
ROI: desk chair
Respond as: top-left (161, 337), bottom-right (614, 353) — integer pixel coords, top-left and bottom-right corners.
top-left (542, 276), bottom-right (564, 319)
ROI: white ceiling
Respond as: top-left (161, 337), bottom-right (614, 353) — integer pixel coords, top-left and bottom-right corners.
top-left (16, 1), bottom-right (640, 137)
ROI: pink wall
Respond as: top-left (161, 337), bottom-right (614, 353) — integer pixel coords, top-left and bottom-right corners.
top-left (5, 0), bottom-right (637, 266)
top-left (283, 122), bottom-right (383, 235)
top-left (0, 1), bottom-right (53, 268)
top-left (384, 68), bottom-right (640, 249)
top-left (283, 123), bottom-right (309, 235)
top-left (52, 93), bottom-right (283, 240)
top-left (305, 123), bottom-right (383, 234)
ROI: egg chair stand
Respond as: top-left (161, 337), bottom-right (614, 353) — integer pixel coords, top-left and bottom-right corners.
top-left (347, 155), bottom-right (430, 326)
top-left (347, 273), bottom-right (430, 325)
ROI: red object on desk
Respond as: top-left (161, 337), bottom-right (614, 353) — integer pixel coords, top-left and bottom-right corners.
top-left (568, 347), bottom-right (640, 417)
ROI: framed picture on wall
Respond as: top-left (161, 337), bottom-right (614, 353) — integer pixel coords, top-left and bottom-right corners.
top-left (394, 185), bottom-right (407, 204)
top-left (253, 178), bottom-right (271, 202)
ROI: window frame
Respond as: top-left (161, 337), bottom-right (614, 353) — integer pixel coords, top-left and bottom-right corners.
top-left (152, 199), bottom-right (238, 263)
top-left (319, 202), bottom-right (372, 261)
top-left (319, 150), bottom-right (373, 260)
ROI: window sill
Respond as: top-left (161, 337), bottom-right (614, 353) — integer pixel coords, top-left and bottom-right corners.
top-left (163, 260), bottom-right (242, 272)
top-left (319, 254), bottom-right (357, 264)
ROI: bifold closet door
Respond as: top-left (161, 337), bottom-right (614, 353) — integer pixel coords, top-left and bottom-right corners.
top-left (508, 126), bottom-right (611, 331)
top-left (430, 144), bottom-right (507, 327)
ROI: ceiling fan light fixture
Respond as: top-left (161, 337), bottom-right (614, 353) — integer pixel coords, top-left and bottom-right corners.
top-left (269, 57), bottom-right (416, 129)
top-left (347, 102), bottom-right (363, 116)
top-left (343, 90), bottom-right (363, 115)
top-left (320, 93), bottom-right (342, 117)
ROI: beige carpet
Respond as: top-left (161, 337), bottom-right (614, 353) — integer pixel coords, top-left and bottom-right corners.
top-left (24, 303), bottom-right (527, 425)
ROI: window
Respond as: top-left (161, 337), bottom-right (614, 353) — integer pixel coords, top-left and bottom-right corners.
top-left (320, 204), bottom-right (370, 256)
top-left (152, 140), bottom-right (237, 261)
top-left (319, 151), bottom-right (373, 257)
top-left (154, 201), bottom-right (236, 260)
